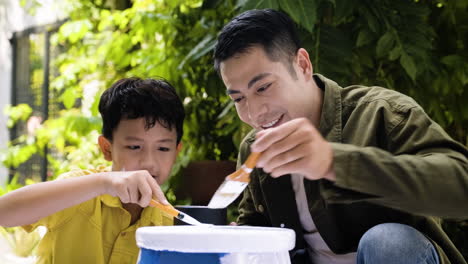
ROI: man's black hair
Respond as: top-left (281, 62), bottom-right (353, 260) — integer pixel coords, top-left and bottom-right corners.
top-left (98, 77), bottom-right (185, 143)
top-left (213, 9), bottom-right (301, 76)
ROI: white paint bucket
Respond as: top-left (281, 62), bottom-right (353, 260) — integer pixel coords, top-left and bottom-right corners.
top-left (136, 225), bottom-right (295, 264)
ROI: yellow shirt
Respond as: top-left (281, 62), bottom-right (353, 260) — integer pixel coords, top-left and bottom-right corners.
top-left (23, 166), bottom-right (173, 264)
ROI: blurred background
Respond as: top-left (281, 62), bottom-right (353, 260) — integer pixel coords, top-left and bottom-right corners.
top-left (0, 0), bottom-right (466, 261)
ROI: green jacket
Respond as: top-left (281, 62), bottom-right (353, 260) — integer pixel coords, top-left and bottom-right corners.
top-left (236, 74), bottom-right (468, 264)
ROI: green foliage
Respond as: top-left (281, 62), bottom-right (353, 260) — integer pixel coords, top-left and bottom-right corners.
top-left (4, 104), bottom-right (33, 129)
top-left (0, 226), bottom-right (41, 257)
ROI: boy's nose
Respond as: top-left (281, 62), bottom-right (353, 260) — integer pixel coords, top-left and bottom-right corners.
top-left (140, 151), bottom-right (159, 174)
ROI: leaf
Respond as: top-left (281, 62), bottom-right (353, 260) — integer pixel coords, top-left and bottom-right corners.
top-left (361, 6), bottom-right (380, 33)
top-left (238, 0), bottom-right (279, 11)
top-left (441, 55), bottom-right (463, 67)
top-left (178, 35), bottom-right (216, 69)
top-left (334, 0), bottom-right (357, 21)
top-left (61, 88), bottom-right (77, 109)
top-left (388, 46), bottom-right (401, 61)
top-left (356, 29), bottom-right (373, 47)
top-left (3, 104), bottom-right (33, 128)
top-left (58, 20), bottom-right (93, 44)
top-left (376, 31), bottom-right (395, 58)
top-left (279, 0), bottom-right (317, 32)
top-left (400, 53), bottom-right (417, 81)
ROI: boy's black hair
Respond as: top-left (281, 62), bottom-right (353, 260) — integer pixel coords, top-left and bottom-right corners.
top-left (213, 9), bottom-right (301, 76)
top-left (99, 77), bottom-right (185, 143)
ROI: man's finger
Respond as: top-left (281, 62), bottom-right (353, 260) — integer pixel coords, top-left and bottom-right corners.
top-left (256, 128), bottom-right (309, 168)
top-left (252, 118), bottom-right (313, 152)
top-left (262, 143), bottom-right (310, 173)
top-left (269, 158), bottom-right (306, 178)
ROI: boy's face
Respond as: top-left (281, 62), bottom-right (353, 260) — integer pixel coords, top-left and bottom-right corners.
top-left (220, 46), bottom-right (318, 130)
top-left (99, 118), bottom-right (180, 185)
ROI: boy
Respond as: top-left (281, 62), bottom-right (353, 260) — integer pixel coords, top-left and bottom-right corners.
top-left (0, 77), bottom-right (185, 263)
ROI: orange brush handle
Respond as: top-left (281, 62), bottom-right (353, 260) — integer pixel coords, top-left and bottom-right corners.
top-left (227, 152), bottom-right (261, 182)
top-left (150, 199), bottom-right (179, 218)
top-left (227, 169), bottom-right (249, 182)
top-left (244, 152), bottom-right (261, 169)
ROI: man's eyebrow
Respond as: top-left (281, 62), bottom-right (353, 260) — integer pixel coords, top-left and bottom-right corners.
top-left (247, 73), bottom-right (271, 89)
top-left (157, 138), bottom-right (175, 143)
top-left (226, 72), bottom-right (271, 95)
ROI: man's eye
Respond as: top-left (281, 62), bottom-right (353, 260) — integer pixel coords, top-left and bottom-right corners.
top-left (233, 97), bottom-right (244, 103)
top-left (257, 83), bottom-right (271, 93)
top-left (126, 145), bottom-right (140, 150)
top-left (159, 147), bottom-right (170, 152)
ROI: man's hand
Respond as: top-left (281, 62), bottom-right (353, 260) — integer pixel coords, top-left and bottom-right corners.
top-left (251, 118), bottom-right (336, 181)
top-left (102, 170), bottom-right (168, 207)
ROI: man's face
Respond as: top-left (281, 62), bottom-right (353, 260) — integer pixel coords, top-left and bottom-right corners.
top-left (101, 118), bottom-right (179, 185)
top-left (220, 46), bottom-right (317, 130)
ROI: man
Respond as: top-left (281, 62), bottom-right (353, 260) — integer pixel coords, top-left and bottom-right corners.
top-left (213, 9), bottom-right (468, 264)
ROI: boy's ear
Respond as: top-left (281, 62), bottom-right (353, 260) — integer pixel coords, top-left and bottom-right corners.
top-left (98, 135), bottom-right (113, 161)
top-left (176, 142), bottom-right (183, 154)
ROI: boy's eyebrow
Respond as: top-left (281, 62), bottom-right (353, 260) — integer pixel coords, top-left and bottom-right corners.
top-left (124, 136), bottom-right (143, 141)
top-left (124, 136), bottom-right (175, 143)
top-left (226, 72), bottom-right (271, 95)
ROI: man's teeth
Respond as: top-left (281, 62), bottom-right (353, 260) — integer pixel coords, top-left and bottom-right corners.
top-left (263, 118), bottom-right (280, 128)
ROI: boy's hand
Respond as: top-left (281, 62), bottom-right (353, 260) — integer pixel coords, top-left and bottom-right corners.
top-left (251, 118), bottom-right (336, 181)
top-left (102, 170), bottom-right (168, 207)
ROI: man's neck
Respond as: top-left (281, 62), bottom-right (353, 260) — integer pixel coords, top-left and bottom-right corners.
top-left (309, 76), bottom-right (324, 127)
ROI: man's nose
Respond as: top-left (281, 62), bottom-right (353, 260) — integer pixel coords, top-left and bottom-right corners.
top-left (247, 99), bottom-right (268, 125)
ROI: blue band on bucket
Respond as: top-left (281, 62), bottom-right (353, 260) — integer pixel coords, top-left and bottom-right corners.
top-left (139, 248), bottom-right (227, 264)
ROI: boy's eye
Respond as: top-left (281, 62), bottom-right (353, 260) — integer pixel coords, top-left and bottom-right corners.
top-left (158, 147), bottom-right (170, 152)
top-left (126, 145), bottom-right (140, 150)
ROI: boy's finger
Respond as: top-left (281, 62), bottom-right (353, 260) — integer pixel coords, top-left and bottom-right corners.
top-left (138, 181), bottom-right (152, 207)
top-left (147, 177), bottom-right (169, 205)
top-left (128, 184), bottom-right (139, 204)
top-left (120, 187), bottom-right (130, 203)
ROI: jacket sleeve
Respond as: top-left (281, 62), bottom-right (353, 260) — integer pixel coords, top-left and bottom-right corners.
top-left (321, 105), bottom-right (468, 219)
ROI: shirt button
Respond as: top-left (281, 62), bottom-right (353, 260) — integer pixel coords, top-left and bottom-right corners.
top-left (121, 232), bottom-right (127, 237)
top-left (280, 223), bottom-right (285, 228)
top-left (257, 204), bottom-right (264, 213)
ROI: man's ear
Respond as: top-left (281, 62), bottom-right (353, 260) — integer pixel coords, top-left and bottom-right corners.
top-left (98, 135), bottom-right (113, 161)
top-left (296, 48), bottom-right (313, 81)
top-left (176, 142), bottom-right (183, 154)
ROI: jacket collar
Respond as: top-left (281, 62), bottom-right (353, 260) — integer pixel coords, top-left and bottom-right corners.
top-left (315, 74), bottom-right (343, 143)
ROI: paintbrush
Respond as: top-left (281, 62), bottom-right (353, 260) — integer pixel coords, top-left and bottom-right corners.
top-left (207, 152), bottom-right (261, 209)
top-left (149, 199), bottom-right (205, 226)
top-left (120, 168), bottom-right (204, 225)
